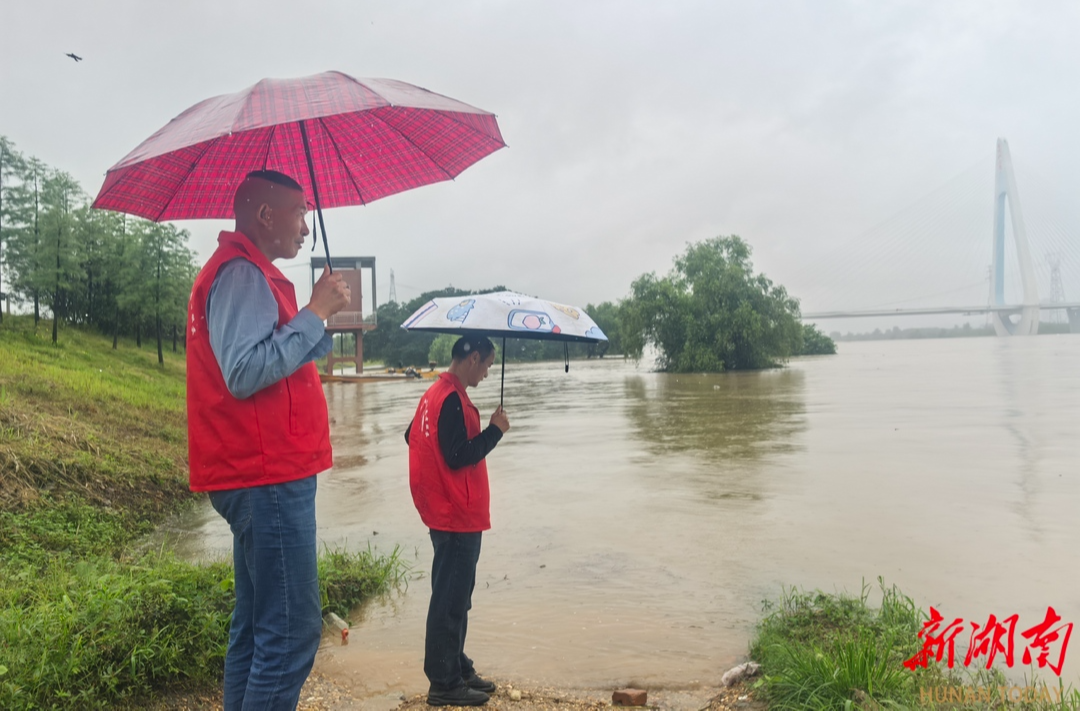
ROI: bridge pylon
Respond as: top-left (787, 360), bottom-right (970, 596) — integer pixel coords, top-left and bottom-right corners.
top-left (990, 138), bottom-right (1040, 336)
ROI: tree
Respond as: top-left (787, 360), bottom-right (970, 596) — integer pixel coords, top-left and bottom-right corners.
top-left (6, 157), bottom-right (49, 323)
top-left (137, 221), bottom-right (196, 364)
top-left (0, 145), bottom-right (201, 348)
top-left (0, 136), bottom-right (27, 323)
top-left (583, 300), bottom-right (623, 358)
top-left (428, 333), bottom-right (456, 366)
top-left (796, 323), bottom-right (837, 355)
top-left (622, 236), bottom-right (804, 372)
top-left (38, 171), bottom-right (85, 343)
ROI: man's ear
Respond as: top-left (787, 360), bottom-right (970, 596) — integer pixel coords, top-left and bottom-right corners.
top-left (257, 203), bottom-right (273, 227)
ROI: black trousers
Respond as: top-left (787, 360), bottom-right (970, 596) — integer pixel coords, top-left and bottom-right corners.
top-left (424, 529), bottom-right (482, 690)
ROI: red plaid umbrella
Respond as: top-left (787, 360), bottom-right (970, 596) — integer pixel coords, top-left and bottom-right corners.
top-left (92, 71), bottom-right (505, 261)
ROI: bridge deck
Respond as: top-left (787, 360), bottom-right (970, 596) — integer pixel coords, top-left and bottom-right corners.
top-left (802, 303), bottom-right (1080, 319)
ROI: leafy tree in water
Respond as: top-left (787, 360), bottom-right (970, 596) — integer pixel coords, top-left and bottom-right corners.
top-left (796, 323), bottom-right (836, 355)
top-left (622, 236), bottom-right (804, 371)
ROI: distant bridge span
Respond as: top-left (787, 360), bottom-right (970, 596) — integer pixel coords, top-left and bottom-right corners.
top-left (804, 139), bottom-right (1079, 336)
top-left (804, 303), bottom-right (1080, 320)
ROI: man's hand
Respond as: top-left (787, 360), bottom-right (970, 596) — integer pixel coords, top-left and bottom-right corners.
top-left (490, 405), bottom-right (510, 434)
top-left (306, 265), bottom-right (351, 320)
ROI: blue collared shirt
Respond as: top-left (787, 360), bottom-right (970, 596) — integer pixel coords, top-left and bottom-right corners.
top-left (206, 258), bottom-right (332, 400)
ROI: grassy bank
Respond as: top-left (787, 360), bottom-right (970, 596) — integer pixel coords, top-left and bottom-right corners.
top-left (750, 578), bottom-right (1078, 710)
top-left (0, 316), bottom-right (406, 710)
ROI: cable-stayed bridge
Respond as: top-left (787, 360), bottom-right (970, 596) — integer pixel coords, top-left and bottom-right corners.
top-left (799, 139), bottom-right (1080, 336)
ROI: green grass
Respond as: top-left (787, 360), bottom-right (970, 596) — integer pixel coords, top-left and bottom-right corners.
top-left (0, 315), bottom-right (409, 710)
top-left (750, 578), bottom-right (1080, 710)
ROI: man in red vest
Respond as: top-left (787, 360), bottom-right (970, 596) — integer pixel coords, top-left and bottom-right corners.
top-left (406, 336), bottom-right (510, 706)
top-left (186, 170), bottom-right (351, 711)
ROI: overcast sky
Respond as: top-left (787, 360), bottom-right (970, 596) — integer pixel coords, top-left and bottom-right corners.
top-left (3, 0), bottom-right (1079, 330)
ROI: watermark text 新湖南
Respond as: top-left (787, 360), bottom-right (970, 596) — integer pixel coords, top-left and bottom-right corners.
top-left (903, 606), bottom-right (1073, 675)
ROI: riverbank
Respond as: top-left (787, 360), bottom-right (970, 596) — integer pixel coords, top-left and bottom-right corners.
top-left (0, 317), bottom-right (407, 710)
top-left (5, 319), bottom-right (1078, 710)
top-left (148, 670), bottom-right (766, 711)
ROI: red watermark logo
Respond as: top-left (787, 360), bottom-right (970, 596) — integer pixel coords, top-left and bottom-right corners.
top-left (903, 606), bottom-right (1073, 676)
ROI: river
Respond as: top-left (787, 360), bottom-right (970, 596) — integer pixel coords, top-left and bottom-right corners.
top-left (164, 335), bottom-right (1080, 696)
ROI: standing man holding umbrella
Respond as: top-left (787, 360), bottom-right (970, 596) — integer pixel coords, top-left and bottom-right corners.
top-left (405, 336), bottom-right (510, 706)
top-left (186, 170), bottom-right (351, 710)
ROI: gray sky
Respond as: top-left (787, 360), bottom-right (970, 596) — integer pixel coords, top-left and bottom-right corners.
top-left (4, 0), bottom-right (1080, 330)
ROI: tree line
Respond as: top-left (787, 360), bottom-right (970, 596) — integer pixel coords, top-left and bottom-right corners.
top-left (0, 136), bottom-right (199, 362)
top-left (362, 288), bottom-right (622, 369)
top-left (367, 236), bottom-right (835, 372)
top-left (0, 139), bottom-right (832, 373)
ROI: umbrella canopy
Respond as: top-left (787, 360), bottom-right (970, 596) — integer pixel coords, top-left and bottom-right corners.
top-left (401, 291), bottom-right (608, 405)
top-left (401, 291), bottom-right (608, 343)
top-left (91, 71), bottom-right (505, 224)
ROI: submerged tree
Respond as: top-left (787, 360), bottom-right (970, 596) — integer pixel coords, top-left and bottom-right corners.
top-left (621, 236), bottom-right (805, 372)
top-left (796, 323), bottom-right (837, 355)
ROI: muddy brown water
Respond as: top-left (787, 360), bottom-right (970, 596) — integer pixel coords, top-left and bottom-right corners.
top-left (164, 336), bottom-right (1080, 697)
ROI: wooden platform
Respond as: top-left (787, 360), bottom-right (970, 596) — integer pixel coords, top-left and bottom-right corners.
top-left (320, 369), bottom-right (441, 384)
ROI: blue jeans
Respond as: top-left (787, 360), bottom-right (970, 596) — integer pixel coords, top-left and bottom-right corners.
top-left (425, 530), bottom-right (482, 691)
top-left (209, 476), bottom-right (322, 711)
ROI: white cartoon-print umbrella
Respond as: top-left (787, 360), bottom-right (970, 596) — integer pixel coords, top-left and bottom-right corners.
top-left (400, 291), bottom-right (608, 405)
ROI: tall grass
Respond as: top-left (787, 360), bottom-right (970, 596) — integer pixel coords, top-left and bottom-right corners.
top-left (751, 578), bottom-right (1080, 710)
top-left (0, 553), bottom-right (234, 709)
top-left (320, 543), bottom-right (411, 619)
top-left (0, 316), bottom-right (410, 709)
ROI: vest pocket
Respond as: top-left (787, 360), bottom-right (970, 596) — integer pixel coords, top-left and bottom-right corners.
top-left (286, 377), bottom-right (306, 436)
top-left (287, 367), bottom-right (325, 436)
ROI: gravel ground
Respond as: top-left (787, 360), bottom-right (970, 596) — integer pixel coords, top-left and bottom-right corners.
top-left (397, 682), bottom-right (768, 711)
top-left (148, 674), bottom-right (767, 711)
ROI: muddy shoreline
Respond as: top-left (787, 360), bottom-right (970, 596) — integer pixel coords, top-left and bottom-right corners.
top-left (149, 669), bottom-right (766, 711)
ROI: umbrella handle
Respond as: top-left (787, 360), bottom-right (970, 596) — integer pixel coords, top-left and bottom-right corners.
top-left (500, 337), bottom-right (506, 408)
top-left (298, 121), bottom-right (333, 273)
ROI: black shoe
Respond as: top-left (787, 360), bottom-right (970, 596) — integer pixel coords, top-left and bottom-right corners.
top-left (463, 672), bottom-right (497, 693)
top-left (427, 685), bottom-right (490, 706)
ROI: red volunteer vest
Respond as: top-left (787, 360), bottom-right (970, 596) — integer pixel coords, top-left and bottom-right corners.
top-left (409, 373), bottom-right (491, 532)
top-left (186, 231), bottom-right (332, 492)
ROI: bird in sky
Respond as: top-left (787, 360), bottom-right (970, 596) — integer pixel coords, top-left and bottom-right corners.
top-left (65, 53), bottom-right (82, 62)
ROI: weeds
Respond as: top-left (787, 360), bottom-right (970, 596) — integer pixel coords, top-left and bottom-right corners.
top-left (320, 543), bottom-right (412, 620)
top-left (0, 317), bottom-right (409, 709)
top-left (751, 578), bottom-right (1080, 709)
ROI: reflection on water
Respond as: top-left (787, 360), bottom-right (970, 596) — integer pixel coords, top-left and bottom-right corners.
top-left (165, 339), bottom-right (1080, 696)
top-left (624, 369), bottom-right (805, 503)
top-left (624, 369), bottom-right (805, 462)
